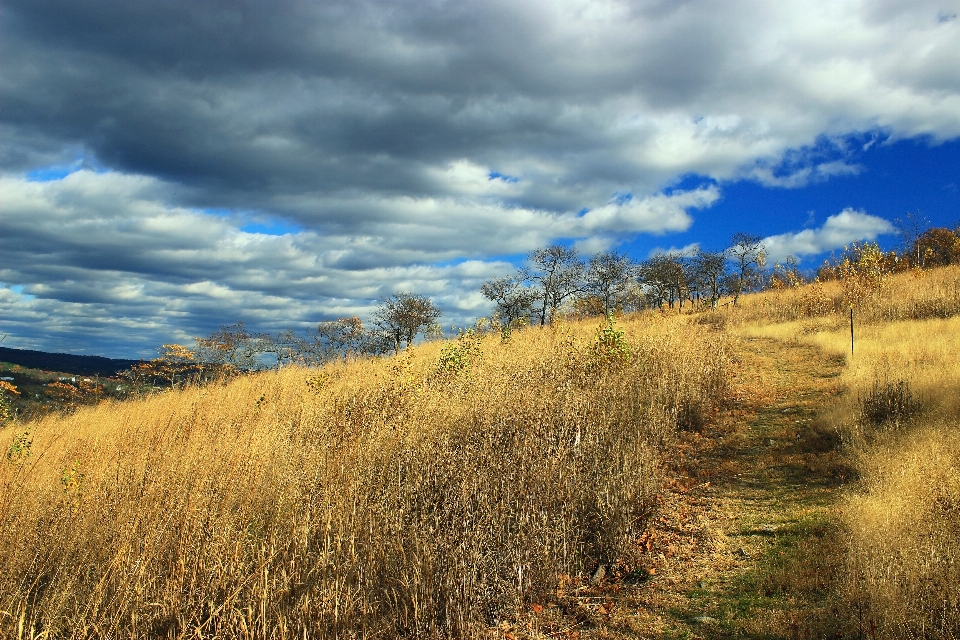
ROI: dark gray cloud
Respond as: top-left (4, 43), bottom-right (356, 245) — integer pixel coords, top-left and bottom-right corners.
top-left (1, 0), bottom-right (959, 355)
top-left (7, 0), bottom-right (952, 209)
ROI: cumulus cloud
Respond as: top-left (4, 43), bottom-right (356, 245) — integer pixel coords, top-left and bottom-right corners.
top-left (1, 0), bottom-right (959, 353)
top-left (647, 243), bottom-right (701, 259)
top-left (579, 186), bottom-right (719, 234)
top-left (0, 170), bottom-right (715, 355)
top-left (762, 208), bottom-right (895, 264)
top-left (4, 1), bottom-right (960, 204)
top-left (0, 171), bottom-right (516, 354)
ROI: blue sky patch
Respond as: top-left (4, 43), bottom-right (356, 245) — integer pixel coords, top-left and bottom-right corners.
top-left (616, 136), bottom-right (960, 262)
top-left (4, 285), bottom-right (35, 302)
top-left (240, 220), bottom-right (304, 236)
top-left (26, 165), bottom-right (79, 182)
top-left (488, 171), bottom-right (519, 183)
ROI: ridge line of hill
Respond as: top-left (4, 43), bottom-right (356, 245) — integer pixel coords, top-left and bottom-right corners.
top-left (0, 346), bottom-right (139, 376)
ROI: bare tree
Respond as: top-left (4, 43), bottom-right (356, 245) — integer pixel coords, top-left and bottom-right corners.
top-left (194, 323), bottom-right (262, 372)
top-left (480, 275), bottom-right (540, 326)
top-left (727, 232), bottom-right (767, 305)
top-left (778, 256), bottom-right (807, 287)
top-left (317, 316), bottom-right (378, 357)
top-left (637, 257), bottom-right (670, 309)
top-left (258, 329), bottom-right (305, 368)
top-left (894, 210), bottom-right (930, 268)
top-left (912, 227), bottom-right (960, 268)
top-left (585, 251), bottom-right (637, 316)
top-left (528, 245), bottom-right (585, 325)
top-left (373, 293), bottom-right (443, 353)
top-left (639, 254), bottom-right (689, 310)
top-left (691, 250), bottom-right (728, 309)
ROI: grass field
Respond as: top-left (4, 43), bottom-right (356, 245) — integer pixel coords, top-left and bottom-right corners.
top-left (2, 264), bottom-right (959, 638)
top-left (734, 265), bottom-right (960, 638)
top-left (0, 315), bottom-right (729, 638)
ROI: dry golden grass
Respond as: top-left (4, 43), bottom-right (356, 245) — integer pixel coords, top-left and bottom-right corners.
top-left (843, 423), bottom-right (960, 637)
top-left (0, 314), bottom-right (729, 638)
top-left (732, 264), bottom-right (960, 638)
top-left (733, 263), bottom-right (960, 325)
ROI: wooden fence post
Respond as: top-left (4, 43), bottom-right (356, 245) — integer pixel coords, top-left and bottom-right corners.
top-left (850, 307), bottom-right (855, 356)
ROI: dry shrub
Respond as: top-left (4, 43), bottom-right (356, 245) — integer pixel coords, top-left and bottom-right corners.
top-left (694, 310), bottom-right (726, 329)
top-left (858, 379), bottom-right (922, 430)
top-left (0, 314), bottom-right (729, 638)
top-left (835, 242), bottom-right (892, 310)
top-left (844, 424), bottom-right (960, 638)
top-left (838, 378), bottom-right (924, 452)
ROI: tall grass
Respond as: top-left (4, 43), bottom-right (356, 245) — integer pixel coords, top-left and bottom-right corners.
top-left (733, 265), bottom-right (960, 638)
top-left (734, 263), bottom-right (960, 325)
top-left (0, 315), bottom-right (729, 638)
top-left (843, 423), bottom-right (960, 637)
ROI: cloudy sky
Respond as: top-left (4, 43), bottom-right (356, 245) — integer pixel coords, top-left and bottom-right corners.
top-left (2, 0), bottom-right (959, 357)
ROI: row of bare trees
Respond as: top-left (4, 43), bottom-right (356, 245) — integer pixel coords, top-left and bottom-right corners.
top-left (481, 233), bottom-right (768, 325)
top-left (126, 293), bottom-right (444, 386)
top-left (483, 218), bottom-right (958, 329)
top-left (268, 293), bottom-right (443, 366)
top-left (129, 216), bottom-right (958, 385)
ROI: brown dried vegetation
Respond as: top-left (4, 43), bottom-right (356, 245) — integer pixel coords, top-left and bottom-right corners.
top-left (0, 316), bottom-right (729, 638)
top-left (737, 263), bottom-right (960, 638)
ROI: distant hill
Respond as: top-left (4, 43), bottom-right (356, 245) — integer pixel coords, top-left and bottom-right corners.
top-left (0, 346), bottom-right (139, 376)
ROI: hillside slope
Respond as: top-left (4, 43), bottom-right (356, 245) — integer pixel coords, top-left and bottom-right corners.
top-left (2, 265), bottom-right (958, 638)
top-left (0, 315), bottom-right (729, 638)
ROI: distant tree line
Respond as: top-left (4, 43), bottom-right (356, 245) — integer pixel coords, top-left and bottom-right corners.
top-left (124, 293), bottom-right (445, 388)
top-left (480, 232), bottom-right (768, 328)
top-left (482, 217), bottom-right (960, 327)
top-left (812, 216), bottom-right (960, 284)
top-left (120, 214), bottom-right (960, 390)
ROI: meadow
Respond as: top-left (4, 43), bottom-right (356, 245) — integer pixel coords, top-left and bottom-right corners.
top-left (0, 316), bottom-right (729, 638)
top-left (3, 262), bottom-right (960, 638)
top-left (734, 264), bottom-right (960, 637)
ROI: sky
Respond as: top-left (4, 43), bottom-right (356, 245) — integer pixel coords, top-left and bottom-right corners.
top-left (1, 0), bottom-right (959, 358)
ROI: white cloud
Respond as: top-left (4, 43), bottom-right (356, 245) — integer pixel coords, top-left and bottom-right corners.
top-left (762, 208), bottom-right (895, 263)
top-left (578, 186), bottom-right (719, 234)
top-left (1, 170), bottom-right (724, 354)
top-left (425, 160), bottom-right (522, 197)
top-left (647, 243), bottom-right (701, 259)
top-left (2, 0), bottom-right (960, 353)
top-left (745, 160), bottom-right (862, 189)
top-left (0, 171), bottom-right (518, 354)
top-left (573, 236), bottom-right (617, 255)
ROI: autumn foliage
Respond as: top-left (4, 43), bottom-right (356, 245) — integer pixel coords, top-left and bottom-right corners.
top-left (0, 380), bottom-right (19, 422)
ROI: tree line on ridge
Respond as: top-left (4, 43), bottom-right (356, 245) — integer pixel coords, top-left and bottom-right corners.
top-left (3, 217), bottom-right (957, 408)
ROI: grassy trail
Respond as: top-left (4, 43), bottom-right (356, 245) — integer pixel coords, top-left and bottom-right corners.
top-left (534, 333), bottom-right (854, 638)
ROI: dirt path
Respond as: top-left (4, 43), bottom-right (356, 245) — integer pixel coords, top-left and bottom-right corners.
top-left (514, 334), bottom-right (854, 638)
top-left (631, 334), bottom-right (852, 638)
